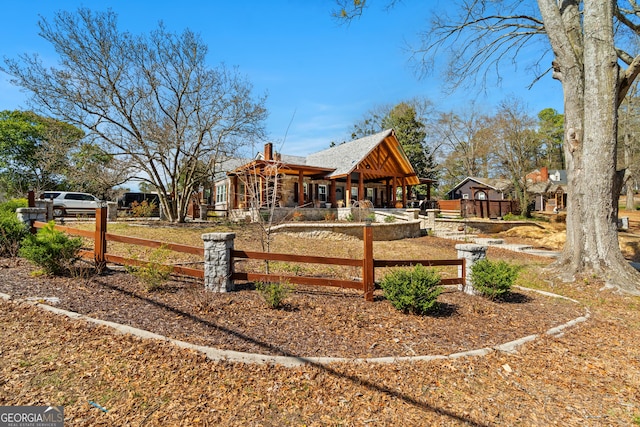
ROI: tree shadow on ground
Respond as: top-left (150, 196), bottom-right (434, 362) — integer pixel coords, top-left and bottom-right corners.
top-left (95, 274), bottom-right (490, 427)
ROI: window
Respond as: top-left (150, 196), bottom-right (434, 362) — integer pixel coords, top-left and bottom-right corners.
top-left (476, 191), bottom-right (487, 200)
top-left (318, 185), bottom-right (327, 202)
top-left (462, 194), bottom-right (469, 200)
top-left (216, 184), bottom-right (227, 204)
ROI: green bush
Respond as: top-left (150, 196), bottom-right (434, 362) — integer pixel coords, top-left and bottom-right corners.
top-left (0, 199), bottom-right (29, 257)
top-left (470, 259), bottom-right (520, 299)
top-left (125, 246), bottom-right (172, 291)
top-left (255, 280), bottom-right (294, 309)
top-left (18, 221), bottom-right (82, 275)
top-left (0, 198), bottom-right (28, 215)
top-left (380, 264), bottom-right (442, 315)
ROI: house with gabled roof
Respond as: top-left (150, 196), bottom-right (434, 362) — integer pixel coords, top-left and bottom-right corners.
top-left (212, 129), bottom-right (433, 214)
top-left (446, 177), bottom-right (513, 201)
top-left (526, 166), bottom-right (567, 212)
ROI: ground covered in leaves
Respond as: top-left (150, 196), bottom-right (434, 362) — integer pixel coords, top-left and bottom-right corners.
top-left (1, 229), bottom-right (639, 425)
top-left (0, 258), bottom-right (580, 359)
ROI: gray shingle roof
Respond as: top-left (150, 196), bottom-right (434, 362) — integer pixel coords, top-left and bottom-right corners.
top-left (304, 129), bottom-right (394, 177)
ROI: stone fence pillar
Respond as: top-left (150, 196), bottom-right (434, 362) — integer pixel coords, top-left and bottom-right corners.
top-left (106, 202), bottom-right (118, 221)
top-left (455, 243), bottom-right (487, 295)
top-left (16, 207), bottom-right (47, 229)
top-left (424, 209), bottom-right (439, 232)
top-left (202, 232), bottom-right (236, 292)
top-left (34, 199), bottom-right (53, 221)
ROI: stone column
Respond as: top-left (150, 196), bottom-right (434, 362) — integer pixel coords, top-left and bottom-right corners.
top-left (16, 207), bottom-right (47, 228)
top-left (34, 199), bottom-right (53, 221)
top-left (424, 209), bottom-right (439, 233)
top-left (199, 204), bottom-right (208, 220)
top-left (106, 202), bottom-right (118, 221)
top-left (406, 208), bottom-right (419, 219)
top-left (202, 232), bottom-right (236, 292)
top-left (455, 243), bottom-right (487, 295)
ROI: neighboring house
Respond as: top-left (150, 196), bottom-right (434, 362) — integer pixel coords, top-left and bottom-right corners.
top-left (446, 177), bottom-right (512, 201)
top-left (443, 177), bottom-right (517, 218)
top-left (213, 129), bottom-right (433, 213)
top-left (526, 166), bottom-right (567, 212)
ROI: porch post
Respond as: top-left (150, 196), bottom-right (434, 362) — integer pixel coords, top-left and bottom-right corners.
top-left (232, 175), bottom-right (238, 209)
top-left (329, 180), bottom-right (336, 206)
top-left (391, 176), bottom-right (397, 206)
top-left (298, 171), bottom-right (304, 207)
top-left (401, 177), bottom-right (407, 207)
top-left (358, 172), bottom-right (364, 204)
top-left (346, 174), bottom-right (352, 207)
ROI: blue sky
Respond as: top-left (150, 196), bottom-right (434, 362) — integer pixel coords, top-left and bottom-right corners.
top-left (0, 1), bottom-right (563, 157)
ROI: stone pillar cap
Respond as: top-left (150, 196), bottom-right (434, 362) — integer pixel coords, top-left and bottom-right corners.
top-left (455, 243), bottom-right (488, 251)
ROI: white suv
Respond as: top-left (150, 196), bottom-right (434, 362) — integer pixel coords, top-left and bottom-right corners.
top-left (40, 191), bottom-right (102, 217)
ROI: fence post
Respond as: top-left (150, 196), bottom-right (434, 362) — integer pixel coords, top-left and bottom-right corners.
top-left (455, 243), bottom-right (487, 295)
top-left (202, 232), bottom-right (236, 292)
top-left (28, 190), bottom-right (35, 207)
top-left (363, 221), bottom-right (374, 301)
top-left (95, 206), bottom-right (107, 271)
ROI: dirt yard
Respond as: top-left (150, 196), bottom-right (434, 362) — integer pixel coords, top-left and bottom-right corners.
top-left (0, 220), bottom-right (639, 425)
top-left (494, 208), bottom-right (640, 263)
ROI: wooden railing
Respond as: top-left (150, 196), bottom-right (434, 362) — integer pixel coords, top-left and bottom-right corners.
top-left (30, 208), bottom-right (465, 301)
top-left (230, 224), bottom-right (465, 301)
top-left (32, 207), bottom-right (204, 279)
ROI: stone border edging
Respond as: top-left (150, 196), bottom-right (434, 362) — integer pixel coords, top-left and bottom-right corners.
top-left (0, 287), bottom-right (590, 368)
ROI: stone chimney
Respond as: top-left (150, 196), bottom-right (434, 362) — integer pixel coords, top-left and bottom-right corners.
top-left (264, 143), bottom-right (273, 161)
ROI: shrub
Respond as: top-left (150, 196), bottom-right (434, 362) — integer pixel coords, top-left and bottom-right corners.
top-left (380, 264), bottom-right (442, 315)
top-left (255, 280), bottom-right (294, 309)
top-left (130, 200), bottom-right (157, 218)
top-left (0, 199), bottom-right (29, 258)
top-left (18, 221), bottom-right (82, 275)
top-left (470, 259), bottom-right (520, 299)
top-left (125, 246), bottom-right (172, 291)
top-left (0, 198), bottom-right (28, 215)
top-left (384, 215), bottom-right (396, 223)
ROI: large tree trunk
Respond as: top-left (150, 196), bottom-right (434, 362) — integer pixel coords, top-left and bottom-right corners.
top-left (540, 0), bottom-right (640, 294)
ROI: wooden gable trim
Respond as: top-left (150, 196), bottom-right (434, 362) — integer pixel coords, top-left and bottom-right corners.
top-left (352, 135), bottom-right (420, 186)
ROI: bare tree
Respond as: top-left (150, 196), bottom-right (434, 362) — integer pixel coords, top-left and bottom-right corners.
top-left (3, 8), bottom-right (267, 222)
top-left (486, 98), bottom-right (542, 216)
top-left (336, 0), bottom-right (640, 294)
top-left (433, 106), bottom-right (493, 189)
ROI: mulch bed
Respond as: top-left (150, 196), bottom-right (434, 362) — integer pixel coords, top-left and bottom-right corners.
top-left (0, 257), bottom-right (583, 359)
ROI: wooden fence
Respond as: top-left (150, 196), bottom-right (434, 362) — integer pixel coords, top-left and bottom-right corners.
top-left (230, 224), bottom-right (465, 301)
top-left (29, 207), bottom-right (465, 301)
top-left (32, 207), bottom-right (204, 279)
top-left (436, 199), bottom-right (520, 219)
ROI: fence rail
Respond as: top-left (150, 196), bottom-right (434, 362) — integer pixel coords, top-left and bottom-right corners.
top-left (28, 206), bottom-right (466, 301)
top-left (31, 209), bottom-right (205, 279)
